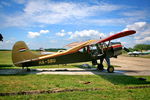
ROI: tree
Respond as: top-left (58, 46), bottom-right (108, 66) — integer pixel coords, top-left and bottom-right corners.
top-left (134, 44), bottom-right (150, 51)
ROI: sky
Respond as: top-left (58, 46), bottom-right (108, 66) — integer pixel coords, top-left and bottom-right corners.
top-left (0, 0), bottom-right (150, 49)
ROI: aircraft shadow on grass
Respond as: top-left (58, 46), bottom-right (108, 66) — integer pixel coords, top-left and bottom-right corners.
top-left (0, 64), bottom-right (14, 67)
top-left (72, 65), bottom-right (150, 85)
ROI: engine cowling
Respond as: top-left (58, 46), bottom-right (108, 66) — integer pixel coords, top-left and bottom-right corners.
top-left (111, 42), bottom-right (122, 57)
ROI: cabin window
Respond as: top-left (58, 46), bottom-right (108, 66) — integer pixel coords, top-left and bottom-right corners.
top-left (79, 47), bottom-right (87, 53)
top-left (90, 45), bottom-right (97, 50)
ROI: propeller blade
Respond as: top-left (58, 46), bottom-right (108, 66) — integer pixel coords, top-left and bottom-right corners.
top-left (123, 47), bottom-right (130, 52)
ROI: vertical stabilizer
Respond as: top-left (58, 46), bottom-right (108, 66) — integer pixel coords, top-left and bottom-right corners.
top-left (12, 41), bottom-right (39, 67)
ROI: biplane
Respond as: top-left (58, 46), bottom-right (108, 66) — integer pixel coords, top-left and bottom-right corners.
top-left (12, 30), bottom-right (136, 73)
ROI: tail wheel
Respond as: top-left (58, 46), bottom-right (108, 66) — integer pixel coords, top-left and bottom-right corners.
top-left (107, 66), bottom-right (114, 73)
top-left (97, 64), bottom-right (104, 71)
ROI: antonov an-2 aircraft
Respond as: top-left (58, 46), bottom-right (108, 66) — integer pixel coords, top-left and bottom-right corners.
top-left (12, 30), bottom-right (136, 73)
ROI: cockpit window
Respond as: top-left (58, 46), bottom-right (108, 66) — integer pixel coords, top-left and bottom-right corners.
top-left (79, 47), bottom-right (87, 53)
top-left (90, 45), bottom-right (97, 50)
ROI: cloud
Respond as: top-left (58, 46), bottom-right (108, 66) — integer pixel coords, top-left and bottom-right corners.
top-left (122, 22), bottom-right (150, 44)
top-left (0, 38), bottom-right (16, 49)
top-left (40, 30), bottom-right (49, 34)
top-left (1, 1), bottom-right (122, 27)
top-left (123, 22), bottom-right (147, 31)
top-left (136, 37), bottom-right (150, 43)
top-left (69, 30), bottom-right (105, 40)
top-left (28, 30), bottom-right (49, 38)
top-left (122, 10), bottom-right (148, 17)
top-left (87, 16), bottom-right (147, 26)
top-left (56, 30), bottom-right (65, 37)
top-left (55, 29), bottom-right (105, 41)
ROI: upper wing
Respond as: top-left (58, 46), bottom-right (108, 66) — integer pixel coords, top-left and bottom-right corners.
top-left (65, 30), bottom-right (136, 49)
top-left (97, 30), bottom-right (136, 43)
top-left (64, 40), bottom-right (99, 48)
top-left (64, 41), bottom-right (86, 48)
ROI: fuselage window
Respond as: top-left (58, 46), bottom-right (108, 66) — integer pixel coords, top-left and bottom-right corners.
top-left (79, 47), bottom-right (87, 53)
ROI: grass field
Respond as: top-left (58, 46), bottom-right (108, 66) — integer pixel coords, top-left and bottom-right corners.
top-left (0, 51), bottom-right (150, 100)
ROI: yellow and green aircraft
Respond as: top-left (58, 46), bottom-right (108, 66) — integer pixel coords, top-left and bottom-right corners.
top-left (12, 30), bottom-right (136, 73)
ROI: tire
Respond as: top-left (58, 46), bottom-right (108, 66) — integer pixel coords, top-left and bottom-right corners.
top-left (97, 64), bottom-right (104, 71)
top-left (107, 66), bottom-right (114, 73)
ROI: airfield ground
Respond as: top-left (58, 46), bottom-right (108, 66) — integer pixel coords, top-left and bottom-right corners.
top-left (111, 55), bottom-right (150, 76)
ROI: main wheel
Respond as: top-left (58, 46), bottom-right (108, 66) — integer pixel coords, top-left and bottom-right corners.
top-left (97, 64), bottom-right (104, 71)
top-left (107, 66), bottom-right (114, 73)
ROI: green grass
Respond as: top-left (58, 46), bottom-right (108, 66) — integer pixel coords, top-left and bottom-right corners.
top-left (1, 51), bottom-right (150, 100)
top-left (0, 75), bottom-right (150, 100)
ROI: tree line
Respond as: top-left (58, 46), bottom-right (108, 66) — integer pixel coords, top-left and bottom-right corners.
top-left (128, 44), bottom-right (150, 52)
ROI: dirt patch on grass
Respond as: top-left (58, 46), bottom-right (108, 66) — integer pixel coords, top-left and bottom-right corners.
top-left (1, 85), bottom-right (150, 96)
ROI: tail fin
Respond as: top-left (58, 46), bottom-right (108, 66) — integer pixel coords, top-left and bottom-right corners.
top-left (12, 41), bottom-right (39, 67)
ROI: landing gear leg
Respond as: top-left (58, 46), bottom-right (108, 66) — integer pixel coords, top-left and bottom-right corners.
top-left (97, 64), bottom-right (104, 71)
top-left (105, 57), bottom-right (114, 73)
top-left (26, 67), bottom-right (31, 72)
top-left (97, 59), bottom-right (104, 71)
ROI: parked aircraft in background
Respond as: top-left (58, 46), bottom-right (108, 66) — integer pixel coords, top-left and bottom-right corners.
top-left (128, 50), bottom-right (150, 56)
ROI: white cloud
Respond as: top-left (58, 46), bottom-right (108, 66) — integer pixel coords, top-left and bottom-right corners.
top-left (56, 30), bottom-right (65, 37)
top-left (56, 33), bottom-right (65, 37)
top-left (69, 30), bottom-right (105, 40)
top-left (136, 37), bottom-right (150, 43)
top-left (122, 11), bottom-right (148, 17)
top-left (40, 30), bottom-right (49, 34)
top-left (68, 32), bottom-right (73, 35)
top-left (1, 1), bottom-right (122, 27)
top-left (109, 32), bottom-right (116, 36)
top-left (122, 22), bottom-right (150, 44)
top-left (0, 38), bottom-right (16, 49)
top-left (87, 16), bottom-right (147, 26)
top-left (28, 30), bottom-right (49, 38)
top-left (123, 22), bottom-right (147, 31)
